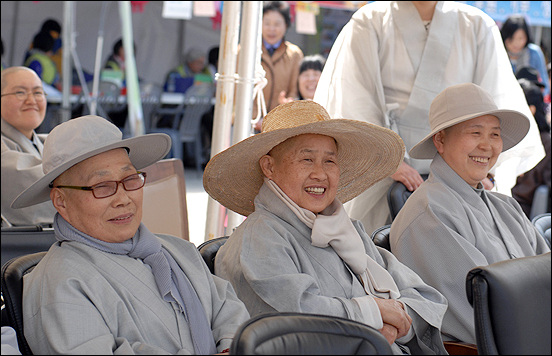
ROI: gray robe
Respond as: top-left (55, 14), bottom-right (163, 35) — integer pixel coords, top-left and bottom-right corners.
top-left (23, 233), bottom-right (250, 354)
top-left (1, 118), bottom-right (56, 226)
top-left (390, 154), bottom-right (550, 344)
top-left (215, 184), bottom-right (448, 355)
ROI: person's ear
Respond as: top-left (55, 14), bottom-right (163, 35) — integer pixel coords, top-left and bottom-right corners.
top-left (50, 187), bottom-right (68, 215)
top-left (259, 154), bottom-right (275, 179)
top-left (433, 131), bottom-right (446, 154)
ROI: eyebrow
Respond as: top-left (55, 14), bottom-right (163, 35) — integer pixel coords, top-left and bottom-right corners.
top-left (300, 148), bottom-right (337, 156)
top-left (86, 165), bottom-right (134, 181)
top-left (11, 85), bottom-right (44, 91)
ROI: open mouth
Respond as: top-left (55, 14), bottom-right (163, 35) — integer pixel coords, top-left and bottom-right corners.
top-left (305, 187), bottom-right (325, 195)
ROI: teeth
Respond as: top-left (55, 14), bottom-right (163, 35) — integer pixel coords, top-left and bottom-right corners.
top-left (472, 157), bottom-right (489, 163)
top-left (305, 187), bottom-right (325, 194)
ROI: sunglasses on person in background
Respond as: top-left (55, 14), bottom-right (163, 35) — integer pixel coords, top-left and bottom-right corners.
top-left (50, 172), bottom-right (147, 199)
top-left (1, 90), bottom-right (47, 102)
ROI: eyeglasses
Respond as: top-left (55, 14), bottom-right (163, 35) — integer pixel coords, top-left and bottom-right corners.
top-left (50, 172), bottom-right (147, 199)
top-left (1, 90), bottom-right (47, 102)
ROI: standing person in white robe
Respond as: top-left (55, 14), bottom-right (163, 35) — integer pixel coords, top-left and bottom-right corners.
top-left (389, 83), bottom-right (550, 345)
top-left (12, 115), bottom-right (250, 355)
top-left (314, 1), bottom-right (545, 234)
top-left (204, 100), bottom-right (449, 355)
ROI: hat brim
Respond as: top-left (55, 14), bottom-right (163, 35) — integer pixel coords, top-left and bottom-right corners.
top-left (203, 119), bottom-right (405, 216)
top-left (12, 133), bottom-right (171, 209)
top-left (409, 109), bottom-right (530, 159)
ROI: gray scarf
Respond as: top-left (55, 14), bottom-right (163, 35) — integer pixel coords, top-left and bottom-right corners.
top-left (54, 213), bottom-right (217, 354)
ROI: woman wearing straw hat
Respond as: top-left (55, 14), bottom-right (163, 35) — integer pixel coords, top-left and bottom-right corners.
top-left (11, 115), bottom-right (250, 354)
top-left (389, 83), bottom-right (550, 345)
top-left (204, 100), bottom-right (448, 354)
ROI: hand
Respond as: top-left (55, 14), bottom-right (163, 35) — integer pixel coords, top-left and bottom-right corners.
top-left (390, 161), bottom-right (424, 191)
top-left (379, 323), bottom-right (399, 345)
top-left (373, 298), bottom-right (412, 339)
top-left (481, 176), bottom-right (494, 190)
top-left (277, 90), bottom-right (294, 105)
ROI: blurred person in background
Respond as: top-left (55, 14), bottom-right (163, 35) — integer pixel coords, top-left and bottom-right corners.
top-left (511, 78), bottom-right (551, 217)
top-left (24, 31), bottom-right (60, 89)
top-left (253, 1), bottom-right (303, 132)
top-left (500, 14), bottom-right (550, 97)
top-left (279, 54), bottom-right (326, 104)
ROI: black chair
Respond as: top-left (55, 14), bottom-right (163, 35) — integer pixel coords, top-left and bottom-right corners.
top-left (230, 312), bottom-right (393, 355)
top-left (1, 226), bottom-right (56, 267)
top-left (387, 174), bottom-right (428, 221)
top-left (370, 224), bottom-right (391, 251)
top-left (1, 251), bottom-right (47, 355)
top-left (197, 236), bottom-right (229, 274)
top-left (466, 252), bottom-right (551, 355)
top-left (532, 213), bottom-right (551, 248)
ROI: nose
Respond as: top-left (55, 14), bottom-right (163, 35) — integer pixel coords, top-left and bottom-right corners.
top-left (310, 161), bottom-right (328, 180)
top-left (112, 182), bottom-right (133, 206)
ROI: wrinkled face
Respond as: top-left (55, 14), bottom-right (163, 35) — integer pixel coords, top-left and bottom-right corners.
top-left (298, 69), bottom-right (322, 100)
top-left (505, 28), bottom-right (528, 54)
top-left (260, 134), bottom-right (339, 213)
top-left (262, 10), bottom-right (287, 46)
top-left (50, 148), bottom-right (143, 243)
top-left (433, 115), bottom-right (503, 188)
top-left (1, 69), bottom-right (47, 139)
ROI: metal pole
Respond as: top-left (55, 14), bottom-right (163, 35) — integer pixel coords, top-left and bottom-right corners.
top-left (90, 1), bottom-right (110, 116)
top-left (61, 1), bottom-right (74, 123)
top-left (204, 1), bottom-right (242, 241)
top-left (226, 1), bottom-right (263, 233)
top-left (119, 1), bottom-right (144, 136)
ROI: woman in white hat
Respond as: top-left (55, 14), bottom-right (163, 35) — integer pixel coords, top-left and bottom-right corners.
top-left (204, 100), bottom-right (448, 354)
top-left (389, 83), bottom-right (550, 345)
top-left (12, 115), bottom-right (250, 354)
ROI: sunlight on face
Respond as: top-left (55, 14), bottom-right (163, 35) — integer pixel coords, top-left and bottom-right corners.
top-left (51, 148), bottom-right (143, 243)
top-left (434, 115), bottom-right (503, 188)
top-left (298, 69), bottom-right (322, 100)
top-left (260, 134), bottom-right (339, 213)
top-left (0, 69), bottom-right (47, 139)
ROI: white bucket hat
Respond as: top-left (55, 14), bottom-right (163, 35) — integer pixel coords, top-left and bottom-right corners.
top-left (409, 83), bottom-right (530, 159)
top-left (203, 100), bottom-right (405, 217)
top-left (12, 115), bottom-right (171, 208)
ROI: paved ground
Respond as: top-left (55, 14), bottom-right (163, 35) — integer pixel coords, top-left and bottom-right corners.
top-left (183, 167), bottom-right (209, 247)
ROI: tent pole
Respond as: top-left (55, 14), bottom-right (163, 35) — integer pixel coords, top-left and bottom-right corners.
top-left (204, 1), bottom-right (242, 241)
top-left (226, 1), bottom-right (263, 233)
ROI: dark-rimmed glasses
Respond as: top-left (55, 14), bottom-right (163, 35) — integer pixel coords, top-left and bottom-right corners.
top-left (1, 90), bottom-right (47, 102)
top-left (50, 172), bottom-right (147, 199)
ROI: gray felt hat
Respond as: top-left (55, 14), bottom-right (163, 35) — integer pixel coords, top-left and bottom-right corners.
top-left (12, 115), bottom-right (171, 208)
top-left (409, 83), bottom-right (530, 159)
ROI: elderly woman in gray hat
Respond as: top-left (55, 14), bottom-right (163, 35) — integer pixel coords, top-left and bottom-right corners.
top-left (389, 83), bottom-right (550, 345)
top-left (204, 100), bottom-right (449, 355)
top-left (12, 116), bottom-right (250, 354)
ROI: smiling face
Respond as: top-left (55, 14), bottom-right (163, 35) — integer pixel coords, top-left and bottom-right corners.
top-left (298, 69), bottom-right (322, 100)
top-left (259, 134), bottom-right (339, 214)
top-left (433, 115), bottom-right (503, 188)
top-left (50, 148), bottom-right (143, 243)
top-left (1, 68), bottom-right (47, 139)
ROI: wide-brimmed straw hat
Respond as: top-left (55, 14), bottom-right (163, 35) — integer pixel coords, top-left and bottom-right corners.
top-left (409, 83), bottom-right (530, 159)
top-left (12, 115), bottom-right (171, 208)
top-left (203, 100), bottom-right (405, 217)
